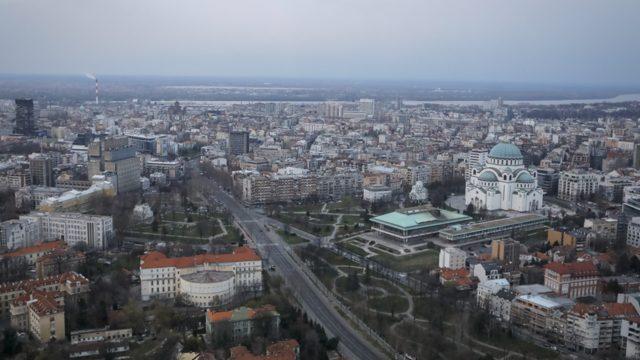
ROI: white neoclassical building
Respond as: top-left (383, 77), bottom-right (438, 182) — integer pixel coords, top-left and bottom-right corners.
top-left (139, 246), bottom-right (262, 307)
top-left (465, 142), bottom-right (543, 212)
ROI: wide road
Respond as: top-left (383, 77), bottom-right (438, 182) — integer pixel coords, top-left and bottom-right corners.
top-left (207, 184), bottom-right (388, 360)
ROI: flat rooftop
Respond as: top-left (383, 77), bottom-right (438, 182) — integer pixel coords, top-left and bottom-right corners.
top-left (370, 206), bottom-right (471, 231)
top-left (440, 214), bottom-right (547, 237)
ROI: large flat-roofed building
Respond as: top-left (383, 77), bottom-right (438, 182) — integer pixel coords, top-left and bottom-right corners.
top-left (20, 212), bottom-right (114, 250)
top-left (370, 205), bottom-right (471, 244)
top-left (511, 294), bottom-right (574, 337)
top-left (439, 214), bottom-right (548, 243)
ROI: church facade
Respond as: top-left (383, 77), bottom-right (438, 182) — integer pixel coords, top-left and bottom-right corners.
top-left (465, 142), bottom-right (543, 212)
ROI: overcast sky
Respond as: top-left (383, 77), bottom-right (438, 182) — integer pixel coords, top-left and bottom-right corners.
top-left (1, 0), bottom-right (639, 85)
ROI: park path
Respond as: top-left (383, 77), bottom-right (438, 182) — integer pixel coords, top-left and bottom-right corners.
top-left (211, 218), bottom-right (228, 239)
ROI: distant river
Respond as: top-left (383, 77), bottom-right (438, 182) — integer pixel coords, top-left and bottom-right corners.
top-left (148, 93), bottom-right (640, 107)
top-left (403, 93), bottom-right (640, 106)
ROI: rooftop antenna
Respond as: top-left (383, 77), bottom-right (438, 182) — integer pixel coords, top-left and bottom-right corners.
top-left (85, 73), bottom-right (98, 104)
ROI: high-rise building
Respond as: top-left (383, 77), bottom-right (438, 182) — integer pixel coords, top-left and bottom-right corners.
top-left (28, 153), bottom-right (55, 187)
top-left (88, 136), bottom-right (141, 193)
top-left (466, 149), bottom-right (488, 180)
top-left (633, 143), bottom-right (640, 169)
top-left (491, 239), bottom-right (521, 266)
top-left (14, 99), bottom-right (36, 136)
top-left (537, 168), bottom-right (560, 196)
top-left (358, 99), bottom-right (376, 117)
top-left (323, 102), bottom-right (344, 119)
top-left (229, 131), bottom-right (249, 156)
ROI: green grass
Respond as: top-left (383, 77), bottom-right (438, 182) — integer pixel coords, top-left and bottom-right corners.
top-left (338, 241), bottom-right (369, 257)
top-left (341, 215), bottom-right (362, 225)
top-left (310, 263), bottom-right (339, 290)
top-left (335, 276), bottom-right (366, 303)
top-left (368, 278), bottom-right (402, 295)
top-left (473, 332), bottom-right (559, 359)
top-left (326, 199), bottom-right (364, 213)
top-left (274, 213), bottom-right (336, 236)
top-left (370, 249), bottom-right (439, 272)
top-left (315, 247), bottom-right (358, 266)
top-left (367, 295), bottom-right (409, 314)
top-left (276, 230), bottom-right (308, 245)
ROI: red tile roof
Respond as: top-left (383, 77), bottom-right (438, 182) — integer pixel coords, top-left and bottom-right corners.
top-left (140, 246), bottom-right (261, 269)
top-left (2, 240), bottom-right (65, 258)
top-left (206, 304), bottom-right (276, 323)
top-left (570, 302), bottom-right (637, 319)
top-left (0, 271), bottom-right (89, 294)
top-left (544, 261), bottom-right (599, 277)
top-left (27, 292), bottom-right (64, 316)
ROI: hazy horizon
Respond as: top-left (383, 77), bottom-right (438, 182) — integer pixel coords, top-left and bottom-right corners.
top-left (2, 0), bottom-right (640, 86)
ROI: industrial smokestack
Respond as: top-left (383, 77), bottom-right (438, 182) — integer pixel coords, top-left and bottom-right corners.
top-left (85, 73), bottom-right (98, 104)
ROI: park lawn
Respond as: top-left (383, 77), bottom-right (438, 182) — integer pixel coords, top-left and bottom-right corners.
top-left (274, 213), bottom-right (336, 237)
top-left (315, 247), bottom-right (358, 266)
top-left (161, 211), bottom-right (209, 222)
top-left (310, 263), bottom-right (339, 290)
top-left (472, 332), bottom-right (559, 359)
top-left (370, 249), bottom-right (439, 273)
top-left (367, 295), bottom-right (409, 314)
top-left (335, 276), bottom-right (366, 304)
top-left (341, 215), bottom-right (362, 225)
top-left (283, 203), bottom-right (324, 213)
top-left (327, 199), bottom-right (364, 213)
top-left (276, 230), bottom-right (308, 245)
top-left (338, 241), bottom-right (369, 257)
top-left (367, 277), bottom-right (402, 295)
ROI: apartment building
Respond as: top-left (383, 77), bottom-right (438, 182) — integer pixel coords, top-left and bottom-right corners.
top-left (627, 217), bottom-right (640, 248)
top-left (564, 302), bottom-right (637, 354)
top-left (0, 271), bottom-right (89, 319)
top-left (240, 173), bottom-right (317, 205)
top-left (438, 247), bottom-right (467, 270)
top-left (0, 218), bottom-right (40, 250)
top-left (317, 171), bottom-right (363, 200)
top-left (511, 294), bottom-right (573, 337)
top-left (25, 293), bottom-right (66, 342)
top-left (558, 170), bottom-right (600, 202)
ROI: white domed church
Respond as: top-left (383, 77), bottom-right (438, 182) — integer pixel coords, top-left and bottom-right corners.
top-left (465, 142), bottom-right (543, 212)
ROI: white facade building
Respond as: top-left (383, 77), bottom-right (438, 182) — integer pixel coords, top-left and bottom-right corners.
top-left (139, 247), bottom-right (262, 306)
top-left (19, 212), bottom-right (113, 250)
top-left (438, 247), bottom-right (467, 269)
top-left (558, 170), bottom-right (600, 202)
top-left (363, 185), bottom-right (392, 203)
top-left (627, 217), bottom-right (640, 248)
top-left (465, 142), bottom-right (543, 212)
top-left (0, 218), bottom-right (39, 250)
